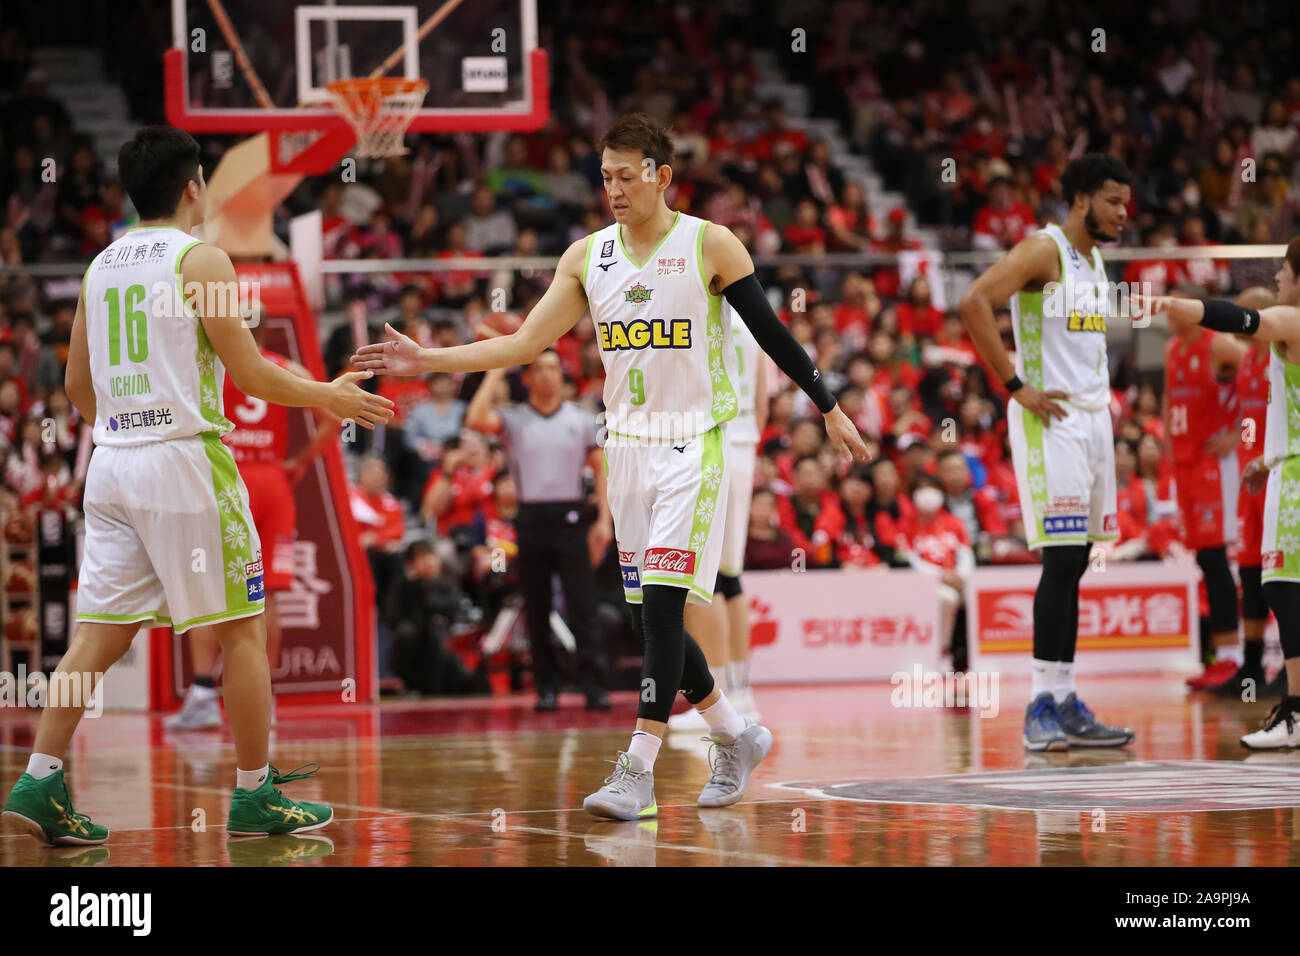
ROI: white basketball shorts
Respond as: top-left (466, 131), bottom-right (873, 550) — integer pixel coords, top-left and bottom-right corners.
top-left (603, 424), bottom-right (731, 606)
top-left (77, 435), bottom-right (266, 634)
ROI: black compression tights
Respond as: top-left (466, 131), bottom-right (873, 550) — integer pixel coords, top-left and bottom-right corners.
top-left (632, 585), bottom-right (715, 723)
top-left (1263, 581), bottom-right (1300, 660)
top-left (1033, 544), bottom-right (1091, 663)
top-left (1196, 546), bottom-right (1240, 633)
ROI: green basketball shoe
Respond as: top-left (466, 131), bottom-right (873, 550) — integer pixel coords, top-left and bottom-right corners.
top-left (226, 764), bottom-right (333, 837)
top-left (2, 770), bottom-right (109, 846)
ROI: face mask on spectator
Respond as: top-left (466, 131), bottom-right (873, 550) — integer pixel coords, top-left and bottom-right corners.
top-left (915, 487), bottom-right (944, 514)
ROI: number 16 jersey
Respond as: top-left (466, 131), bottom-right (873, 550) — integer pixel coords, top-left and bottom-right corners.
top-left (582, 212), bottom-right (737, 442)
top-left (83, 226), bottom-right (233, 446)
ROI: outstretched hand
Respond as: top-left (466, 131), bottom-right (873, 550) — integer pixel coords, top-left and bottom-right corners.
top-left (350, 323), bottom-right (427, 377)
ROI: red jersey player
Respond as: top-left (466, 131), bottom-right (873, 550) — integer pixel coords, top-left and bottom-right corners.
top-left (1164, 303), bottom-right (1247, 689)
top-left (168, 318), bottom-right (339, 729)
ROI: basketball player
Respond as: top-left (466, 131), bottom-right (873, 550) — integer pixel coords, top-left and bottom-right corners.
top-left (1164, 294), bottom-right (1246, 690)
top-left (959, 153), bottom-right (1135, 752)
top-left (1215, 287), bottom-right (1282, 697)
top-left (167, 313), bottom-right (340, 729)
top-left (669, 305), bottom-right (767, 730)
top-left (1132, 237), bottom-right (1300, 747)
top-left (354, 113), bottom-right (869, 820)
top-left (1, 126), bottom-right (393, 845)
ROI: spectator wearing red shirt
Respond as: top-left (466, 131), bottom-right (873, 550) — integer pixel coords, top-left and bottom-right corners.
top-left (896, 275), bottom-right (944, 340)
top-left (350, 455), bottom-right (408, 605)
top-left (1032, 136), bottom-right (1069, 199)
top-left (928, 313), bottom-right (980, 370)
top-left (972, 176), bottom-right (1036, 250)
top-left (421, 429), bottom-right (497, 544)
top-left (827, 464), bottom-right (886, 569)
top-left (1132, 382), bottom-right (1165, 441)
top-left (746, 488), bottom-right (798, 570)
top-left (753, 100), bottom-right (809, 162)
top-left (1114, 437), bottom-right (1147, 531)
top-left (1135, 431), bottom-right (1181, 556)
top-left (435, 221), bottom-right (485, 307)
top-left (774, 419), bottom-right (826, 485)
top-left (776, 455), bottom-right (844, 567)
top-left (832, 273), bottom-right (878, 352)
top-left (869, 330), bottom-right (922, 393)
top-left (867, 458), bottom-right (914, 557)
top-left (898, 473), bottom-right (975, 664)
top-left (1123, 221), bottom-right (1182, 297)
top-left (870, 208), bottom-right (923, 299)
top-left (885, 384), bottom-right (931, 445)
top-left (783, 198), bottom-right (827, 252)
top-left (1175, 212), bottom-right (1231, 293)
top-left (825, 181), bottom-right (876, 252)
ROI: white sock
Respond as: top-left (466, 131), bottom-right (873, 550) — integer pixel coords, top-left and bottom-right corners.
top-left (730, 659), bottom-right (750, 690)
top-left (1054, 662), bottom-right (1076, 703)
top-left (1031, 659), bottom-right (1057, 700)
top-left (699, 693), bottom-right (747, 737)
top-left (236, 765), bottom-right (271, 792)
top-left (626, 731), bottom-right (661, 772)
top-left (709, 665), bottom-right (727, 694)
top-left (189, 683), bottom-right (217, 699)
top-left (1216, 645), bottom-right (1243, 665)
top-left (26, 753), bottom-right (63, 780)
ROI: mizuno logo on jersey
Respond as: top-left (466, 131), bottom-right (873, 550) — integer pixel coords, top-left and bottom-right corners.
top-left (598, 318), bottom-right (691, 351)
top-left (597, 261), bottom-right (617, 271)
top-left (624, 283), bottom-right (653, 304)
top-left (1066, 311), bottom-right (1107, 333)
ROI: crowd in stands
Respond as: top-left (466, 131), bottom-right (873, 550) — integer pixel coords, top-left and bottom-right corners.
top-left (3, 1), bottom-right (1300, 679)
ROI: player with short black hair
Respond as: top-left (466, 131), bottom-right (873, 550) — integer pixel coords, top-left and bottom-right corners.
top-left (960, 153), bottom-right (1136, 752)
top-left (1, 125), bottom-right (393, 846)
top-left (353, 111), bottom-right (869, 820)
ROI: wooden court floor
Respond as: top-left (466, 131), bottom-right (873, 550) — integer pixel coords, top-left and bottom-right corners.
top-left (3, 675), bottom-right (1300, 866)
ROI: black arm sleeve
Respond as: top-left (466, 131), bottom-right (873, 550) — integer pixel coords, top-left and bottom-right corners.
top-left (721, 273), bottom-right (837, 414)
top-left (1200, 299), bottom-right (1261, 335)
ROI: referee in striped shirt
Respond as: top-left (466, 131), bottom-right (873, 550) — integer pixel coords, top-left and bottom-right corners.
top-left (465, 350), bottom-right (613, 710)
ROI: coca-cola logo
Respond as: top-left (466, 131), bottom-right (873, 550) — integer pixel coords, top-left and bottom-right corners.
top-left (1264, 550), bottom-right (1283, 571)
top-left (644, 548), bottom-right (697, 574)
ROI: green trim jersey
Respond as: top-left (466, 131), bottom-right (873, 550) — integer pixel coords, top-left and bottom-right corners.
top-left (1263, 343), bottom-right (1300, 469)
top-left (1009, 223), bottom-right (1110, 412)
top-left (582, 212), bottom-right (737, 442)
top-left (1261, 343), bottom-right (1300, 579)
top-left (723, 303), bottom-right (761, 445)
top-left (83, 227), bottom-right (233, 446)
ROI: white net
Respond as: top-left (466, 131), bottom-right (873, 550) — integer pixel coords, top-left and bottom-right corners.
top-left (326, 78), bottom-right (429, 159)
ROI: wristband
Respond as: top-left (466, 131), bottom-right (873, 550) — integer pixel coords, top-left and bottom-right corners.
top-left (1004, 375), bottom-right (1024, 393)
top-left (1200, 299), bottom-right (1261, 335)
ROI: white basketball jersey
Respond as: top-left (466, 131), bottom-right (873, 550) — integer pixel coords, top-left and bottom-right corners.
top-left (725, 303), bottom-right (761, 445)
top-left (1009, 223), bottom-right (1110, 411)
top-left (582, 212), bottom-right (737, 442)
top-left (83, 227), bottom-right (233, 445)
top-left (1264, 344), bottom-right (1300, 468)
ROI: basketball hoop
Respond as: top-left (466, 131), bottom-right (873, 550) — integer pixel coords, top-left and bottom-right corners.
top-left (326, 77), bottom-right (430, 159)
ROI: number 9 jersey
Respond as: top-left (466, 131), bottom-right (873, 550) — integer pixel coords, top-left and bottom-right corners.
top-left (83, 227), bottom-right (234, 446)
top-left (582, 212), bottom-right (737, 443)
